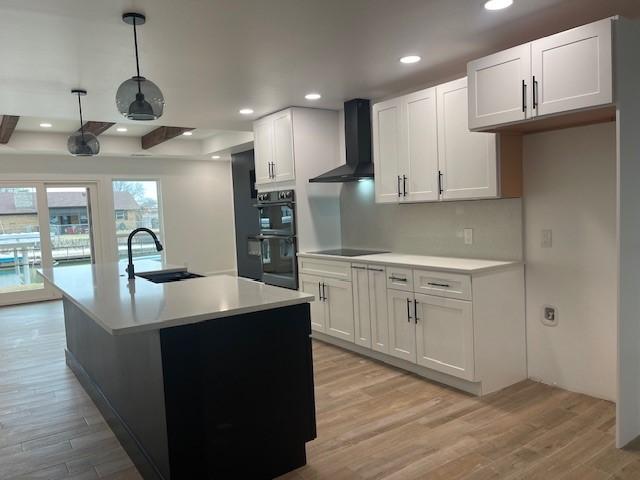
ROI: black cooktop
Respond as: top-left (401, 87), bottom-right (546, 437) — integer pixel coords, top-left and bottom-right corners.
top-left (310, 248), bottom-right (387, 257)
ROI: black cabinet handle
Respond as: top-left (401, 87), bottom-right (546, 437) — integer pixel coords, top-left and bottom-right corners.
top-left (322, 283), bottom-right (327, 302)
top-left (533, 76), bottom-right (538, 110)
top-left (414, 299), bottom-right (419, 324)
top-left (397, 175), bottom-right (402, 197)
top-left (522, 80), bottom-right (527, 113)
top-left (403, 175), bottom-right (408, 197)
top-left (351, 265), bottom-right (366, 270)
top-left (438, 171), bottom-right (443, 195)
top-left (428, 282), bottom-right (451, 288)
top-left (406, 298), bottom-right (412, 322)
top-left (389, 275), bottom-right (407, 282)
top-left (367, 267), bottom-right (384, 272)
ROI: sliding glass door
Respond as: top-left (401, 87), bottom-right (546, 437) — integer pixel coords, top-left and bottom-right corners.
top-left (0, 182), bottom-right (101, 306)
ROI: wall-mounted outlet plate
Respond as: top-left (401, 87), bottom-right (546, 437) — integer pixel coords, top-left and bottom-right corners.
top-left (542, 305), bottom-right (558, 326)
top-left (541, 229), bottom-right (553, 248)
top-left (464, 228), bottom-right (473, 245)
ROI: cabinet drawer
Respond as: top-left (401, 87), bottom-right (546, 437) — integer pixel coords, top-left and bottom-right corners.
top-left (386, 266), bottom-right (413, 292)
top-left (413, 270), bottom-right (471, 301)
top-left (298, 257), bottom-right (351, 281)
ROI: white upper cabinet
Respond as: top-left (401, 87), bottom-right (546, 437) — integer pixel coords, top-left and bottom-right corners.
top-left (253, 118), bottom-right (274, 185)
top-left (437, 78), bottom-right (498, 200)
top-left (372, 97), bottom-right (403, 204)
top-left (271, 110), bottom-right (295, 182)
top-left (253, 109), bottom-right (295, 187)
top-left (373, 80), bottom-right (518, 204)
top-left (403, 88), bottom-right (439, 203)
top-left (467, 44), bottom-right (532, 130)
top-left (468, 18), bottom-right (613, 131)
top-left (531, 18), bottom-right (612, 117)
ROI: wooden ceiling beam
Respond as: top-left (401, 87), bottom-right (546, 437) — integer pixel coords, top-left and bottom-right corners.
top-left (78, 121), bottom-right (115, 136)
top-left (141, 126), bottom-right (195, 150)
top-left (0, 115), bottom-right (19, 144)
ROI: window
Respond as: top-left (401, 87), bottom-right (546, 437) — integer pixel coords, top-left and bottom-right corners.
top-left (112, 180), bottom-right (163, 261)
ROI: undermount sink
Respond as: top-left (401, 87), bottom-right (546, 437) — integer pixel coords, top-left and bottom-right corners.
top-left (136, 270), bottom-right (204, 284)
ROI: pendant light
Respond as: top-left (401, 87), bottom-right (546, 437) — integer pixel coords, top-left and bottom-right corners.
top-left (116, 12), bottom-right (164, 121)
top-left (68, 89), bottom-right (100, 156)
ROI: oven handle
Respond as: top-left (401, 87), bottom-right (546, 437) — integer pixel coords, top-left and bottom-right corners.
top-left (256, 234), bottom-right (296, 240)
top-left (253, 201), bottom-right (296, 208)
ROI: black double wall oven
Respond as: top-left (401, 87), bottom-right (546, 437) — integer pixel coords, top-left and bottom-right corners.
top-left (256, 189), bottom-right (297, 290)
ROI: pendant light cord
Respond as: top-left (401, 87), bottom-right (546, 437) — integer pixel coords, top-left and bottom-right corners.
top-left (132, 18), bottom-right (142, 94)
top-left (77, 93), bottom-right (85, 141)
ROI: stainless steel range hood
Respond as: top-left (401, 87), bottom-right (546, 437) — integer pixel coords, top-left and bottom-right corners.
top-left (309, 98), bottom-right (373, 183)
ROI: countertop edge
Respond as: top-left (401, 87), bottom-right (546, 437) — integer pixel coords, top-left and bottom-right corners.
top-left (296, 252), bottom-right (523, 274)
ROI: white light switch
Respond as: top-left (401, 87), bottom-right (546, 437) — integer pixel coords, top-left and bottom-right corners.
top-left (464, 228), bottom-right (473, 245)
top-left (541, 229), bottom-right (552, 248)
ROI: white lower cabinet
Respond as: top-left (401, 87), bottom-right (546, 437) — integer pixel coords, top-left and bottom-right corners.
top-left (387, 289), bottom-right (416, 363)
top-left (299, 255), bottom-right (526, 396)
top-left (300, 273), bottom-right (354, 342)
top-left (352, 264), bottom-right (389, 352)
top-left (414, 294), bottom-right (474, 381)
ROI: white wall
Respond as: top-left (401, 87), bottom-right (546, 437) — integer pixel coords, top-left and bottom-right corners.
top-left (523, 122), bottom-right (616, 401)
top-left (0, 154), bottom-right (237, 276)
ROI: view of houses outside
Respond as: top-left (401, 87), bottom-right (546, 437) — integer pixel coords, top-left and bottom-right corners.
top-left (0, 181), bottom-right (163, 294)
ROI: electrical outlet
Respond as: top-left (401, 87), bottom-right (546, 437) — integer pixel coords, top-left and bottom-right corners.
top-left (541, 229), bottom-right (552, 248)
top-left (464, 228), bottom-right (473, 245)
top-left (542, 305), bottom-right (558, 326)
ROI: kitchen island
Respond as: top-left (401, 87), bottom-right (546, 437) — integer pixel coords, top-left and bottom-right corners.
top-left (39, 261), bottom-right (316, 480)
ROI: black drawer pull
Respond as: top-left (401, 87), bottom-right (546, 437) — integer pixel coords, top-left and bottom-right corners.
top-left (428, 282), bottom-right (451, 288)
top-left (367, 267), bottom-right (384, 272)
top-left (389, 276), bottom-right (407, 282)
top-left (351, 266), bottom-right (366, 270)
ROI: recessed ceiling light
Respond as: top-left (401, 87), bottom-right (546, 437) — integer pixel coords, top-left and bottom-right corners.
top-left (116, 127), bottom-right (128, 132)
top-left (40, 122), bottom-right (52, 128)
top-left (239, 108), bottom-right (254, 115)
top-left (484, 0), bottom-right (513, 10)
top-left (400, 55), bottom-right (421, 64)
top-left (305, 93), bottom-right (322, 100)
top-left (182, 131), bottom-right (193, 136)
top-left (211, 155), bottom-right (221, 159)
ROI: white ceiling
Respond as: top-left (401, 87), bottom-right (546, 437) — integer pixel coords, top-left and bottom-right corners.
top-left (1, 0), bottom-right (638, 132)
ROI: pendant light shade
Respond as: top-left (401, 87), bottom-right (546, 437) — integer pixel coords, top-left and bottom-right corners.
top-left (68, 89), bottom-right (100, 157)
top-left (116, 13), bottom-right (164, 121)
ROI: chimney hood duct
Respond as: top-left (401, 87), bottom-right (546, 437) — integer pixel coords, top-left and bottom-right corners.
top-left (309, 98), bottom-right (373, 183)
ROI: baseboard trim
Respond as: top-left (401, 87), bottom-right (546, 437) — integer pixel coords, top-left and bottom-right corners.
top-left (65, 350), bottom-right (166, 480)
top-left (311, 332), bottom-right (483, 396)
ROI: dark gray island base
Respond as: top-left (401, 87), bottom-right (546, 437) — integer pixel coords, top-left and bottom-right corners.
top-left (63, 297), bottom-right (316, 480)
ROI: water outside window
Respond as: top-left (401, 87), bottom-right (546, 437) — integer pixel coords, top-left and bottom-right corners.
top-left (0, 187), bottom-right (44, 294)
top-left (113, 180), bottom-right (163, 262)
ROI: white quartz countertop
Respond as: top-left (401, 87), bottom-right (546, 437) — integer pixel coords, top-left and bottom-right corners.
top-left (38, 260), bottom-right (313, 336)
top-left (298, 252), bottom-right (520, 273)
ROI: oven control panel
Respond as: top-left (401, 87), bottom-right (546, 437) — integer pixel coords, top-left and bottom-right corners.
top-left (257, 190), bottom-right (295, 204)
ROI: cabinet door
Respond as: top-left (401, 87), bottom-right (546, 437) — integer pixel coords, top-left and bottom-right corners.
top-left (386, 290), bottom-right (416, 362)
top-left (531, 18), bottom-right (612, 117)
top-left (403, 88), bottom-right (439, 203)
top-left (467, 44), bottom-right (532, 130)
top-left (324, 278), bottom-right (355, 342)
top-left (300, 274), bottom-right (325, 333)
top-left (415, 293), bottom-right (474, 380)
top-left (437, 78), bottom-right (498, 200)
top-left (253, 118), bottom-right (274, 185)
top-left (368, 266), bottom-right (389, 354)
top-left (372, 98), bottom-right (402, 204)
top-left (272, 110), bottom-right (295, 182)
top-left (352, 265), bottom-right (371, 348)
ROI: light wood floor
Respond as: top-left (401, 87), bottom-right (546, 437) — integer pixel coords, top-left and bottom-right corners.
top-left (1, 301), bottom-right (638, 480)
